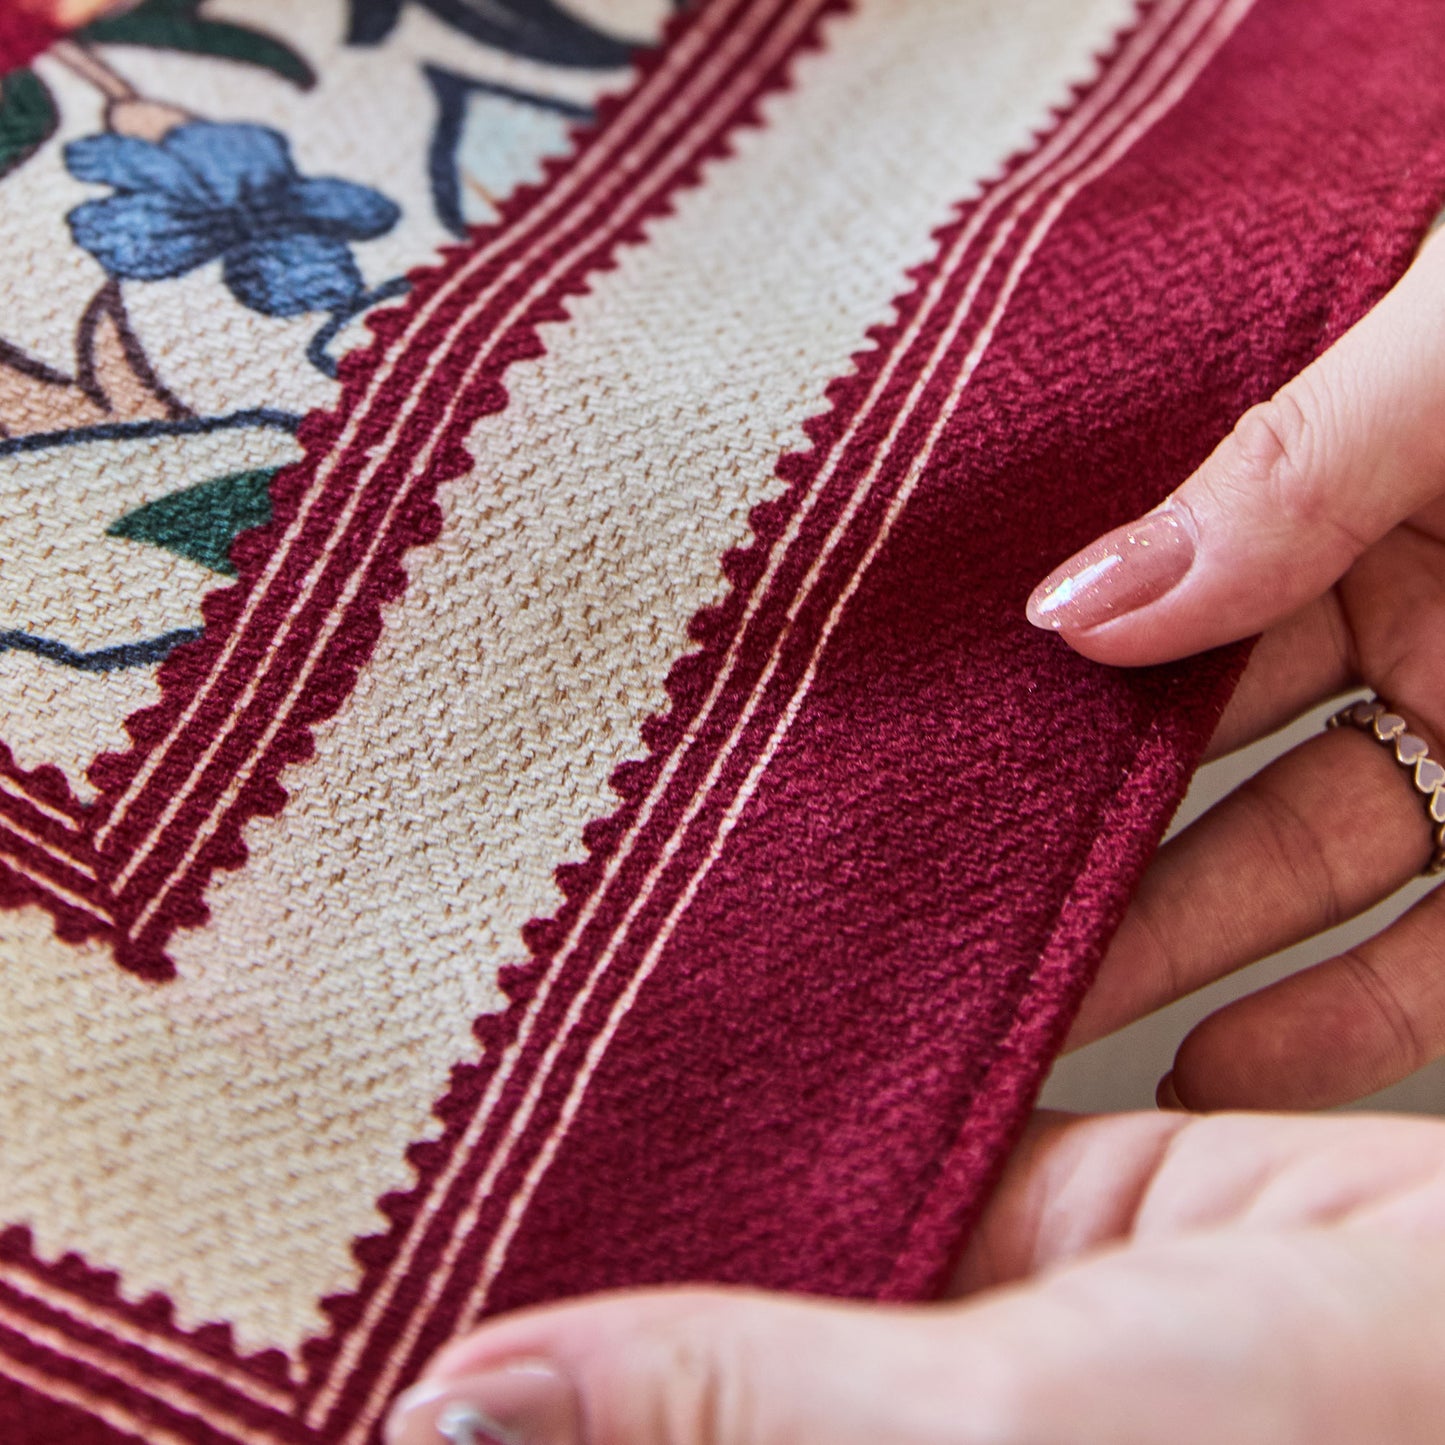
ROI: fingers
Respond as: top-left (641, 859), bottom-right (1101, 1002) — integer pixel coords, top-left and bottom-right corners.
top-left (1168, 879), bottom-right (1445, 1111)
top-left (384, 1288), bottom-right (966, 1445)
top-left (955, 1110), bottom-right (1445, 1294)
top-left (385, 1112), bottom-right (1445, 1445)
top-left (1068, 721), bottom-right (1431, 1050)
top-left (1026, 231), bottom-right (1445, 666)
top-left (383, 1229), bottom-right (1445, 1445)
top-left (950, 1109), bottom-right (1188, 1294)
top-left (957, 1230), bottom-right (1445, 1445)
top-left (1200, 595), bottom-right (1352, 762)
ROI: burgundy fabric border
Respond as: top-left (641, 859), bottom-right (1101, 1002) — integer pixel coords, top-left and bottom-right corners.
top-left (5, 0), bottom-right (1445, 1441)
top-left (449, 0), bottom-right (1445, 1319)
top-left (879, 693), bottom-right (1235, 1299)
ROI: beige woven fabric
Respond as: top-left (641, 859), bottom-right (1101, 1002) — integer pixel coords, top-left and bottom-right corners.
top-left (0, 0), bottom-right (1132, 1357)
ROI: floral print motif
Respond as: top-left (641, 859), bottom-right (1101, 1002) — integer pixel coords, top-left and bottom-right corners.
top-left (66, 122), bottom-right (401, 317)
top-left (347, 0), bottom-right (638, 68)
top-left (0, 0), bottom-right (668, 681)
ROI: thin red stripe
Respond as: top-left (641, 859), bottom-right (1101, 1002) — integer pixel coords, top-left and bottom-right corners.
top-left (0, 1266), bottom-right (294, 1414)
top-left (311, 6), bottom-right (1224, 1430)
top-left (412, 0), bottom-right (1234, 1336)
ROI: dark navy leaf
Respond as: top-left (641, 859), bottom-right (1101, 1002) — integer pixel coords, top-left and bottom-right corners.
top-left (348, 0), bottom-right (638, 68)
top-left (83, 0), bottom-right (317, 90)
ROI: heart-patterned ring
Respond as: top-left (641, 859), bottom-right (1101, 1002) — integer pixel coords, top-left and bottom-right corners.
top-left (1328, 696), bottom-right (1445, 876)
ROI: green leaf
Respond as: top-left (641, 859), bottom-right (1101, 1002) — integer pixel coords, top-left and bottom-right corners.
top-left (108, 468), bottom-right (278, 576)
top-left (82, 0), bottom-right (316, 90)
top-left (0, 70), bottom-right (59, 183)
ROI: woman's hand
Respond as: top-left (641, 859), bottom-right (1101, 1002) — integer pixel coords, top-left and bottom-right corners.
top-left (386, 1109), bottom-right (1445, 1445)
top-left (1028, 228), bottom-right (1445, 1111)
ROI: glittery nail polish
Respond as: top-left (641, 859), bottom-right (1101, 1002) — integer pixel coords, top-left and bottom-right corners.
top-left (1027, 508), bottom-right (1196, 633)
top-left (384, 1362), bottom-right (579, 1445)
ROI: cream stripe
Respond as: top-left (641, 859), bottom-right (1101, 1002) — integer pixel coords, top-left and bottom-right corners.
top-left (0, 817), bottom-right (94, 881)
top-left (460, 0), bottom-right (1260, 1326)
top-left (384, 0), bottom-right (1199, 1234)
top-left (322, 0), bottom-right (1202, 1427)
top-left (343, 0), bottom-right (1191, 1359)
top-left (0, 1303), bottom-right (286, 1445)
top-left (0, 780), bottom-right (80, 833)
top-left (0, 848), bottom-right (110, 924)
top-left (97, 0), bottom-right (761, 859)
top-left (0, 1264), bottom-right (293, 1412)
top-left (301, 3), bottom-right (830, 1424)
top-left (331, 0), bottom-right (1214, 1435)
top-left (128, 0), bottom-right (825, 952)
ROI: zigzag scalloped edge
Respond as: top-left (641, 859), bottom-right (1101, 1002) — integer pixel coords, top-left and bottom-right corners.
top-left (0, 1224), bottom-right (296, 1388)
top-left (299, 0), bottom-right (1165, 1388)
top-left (1, 0), bottom-right (1157, 1400)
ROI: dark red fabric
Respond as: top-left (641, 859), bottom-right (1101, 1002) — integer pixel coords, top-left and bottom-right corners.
top-left (3, 0), bottom-right (1445, 1441)
top-left (0, 1377), bottom-right (138, 1445)
top-left (0, 7), bottom-right (59, 72)
top-left (473, 0), bottom-right (1445, 1313)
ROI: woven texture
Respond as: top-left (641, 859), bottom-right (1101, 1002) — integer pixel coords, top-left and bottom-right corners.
top-left (1, 0), bottom-right (1444, 1440)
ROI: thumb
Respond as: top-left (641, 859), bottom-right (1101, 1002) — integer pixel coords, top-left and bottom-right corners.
top-left (382, 1289), bottom-right (979, 1445)
top-left (1026, 230), bottom-right (1445, 666)
top-left (384, 1238), bottom-right (1445, 1445)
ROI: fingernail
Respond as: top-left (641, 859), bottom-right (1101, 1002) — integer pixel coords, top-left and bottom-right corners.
top-left (384, 1362), bottom-right (580, 1445)
top-left (1027, 508), bottom-right (1196, 632)
top-left (1156, 1072), bottom-right (1185, 1111)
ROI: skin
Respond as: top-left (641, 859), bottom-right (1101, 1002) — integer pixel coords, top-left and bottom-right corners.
top-left (390, 197), bottom-right (1445, 1445)
top-left (1066, 227), bottom-right (1445, 1111)
top-left (406, 1110), bottom-right (1445, 1444)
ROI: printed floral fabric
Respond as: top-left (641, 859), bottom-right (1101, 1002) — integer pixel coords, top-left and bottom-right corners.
top-left (68, 122), bottom-right (402, 316)
top-left (0, 0), bottom-right (640, 745)
top-left (2, 3), bottom-right (1444, 1444)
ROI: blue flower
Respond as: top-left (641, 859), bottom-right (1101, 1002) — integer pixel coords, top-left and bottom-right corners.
top-left (65, 122), bottom-right (400, 318)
